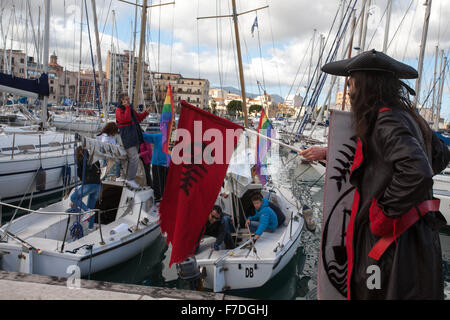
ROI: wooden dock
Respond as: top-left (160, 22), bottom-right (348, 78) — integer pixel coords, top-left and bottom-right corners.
top-left (0, 270), bottom-right (247, 300)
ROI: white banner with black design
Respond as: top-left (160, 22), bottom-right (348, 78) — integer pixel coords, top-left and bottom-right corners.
top-left (318, 110), bottom-right (357, 300)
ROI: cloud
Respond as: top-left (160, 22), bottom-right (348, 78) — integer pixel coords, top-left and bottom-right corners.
top-left (1, 0), bottom-right (449, 120)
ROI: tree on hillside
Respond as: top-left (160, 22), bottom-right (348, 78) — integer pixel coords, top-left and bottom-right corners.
top-left (226, 100), bottom-right (242, 116)
top-left (249, 104), bottom-right (262, 114)
top-left (211, 99), bottom-right (217, 114)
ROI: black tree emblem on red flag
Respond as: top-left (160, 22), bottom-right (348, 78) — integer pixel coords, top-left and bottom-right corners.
top-left (179, 141), bottom-right (208, 196)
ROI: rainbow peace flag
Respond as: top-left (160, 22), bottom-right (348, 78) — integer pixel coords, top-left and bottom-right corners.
top-left (160, 84), bottom-right (174, 154)
top-left (255, 108), bottom-right (273, 185)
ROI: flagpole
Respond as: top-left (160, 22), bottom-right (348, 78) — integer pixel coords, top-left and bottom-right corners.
top-left (245, 128), bottom-right (306, 157)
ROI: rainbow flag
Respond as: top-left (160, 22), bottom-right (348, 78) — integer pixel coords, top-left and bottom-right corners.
top-left (160, 84), bottom-right (174, 154)
top-left (255, 108), bottom-right (273, 185)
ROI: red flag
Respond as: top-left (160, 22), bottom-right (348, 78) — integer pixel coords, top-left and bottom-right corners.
top-left (159, 100), bottom-right (243, 266)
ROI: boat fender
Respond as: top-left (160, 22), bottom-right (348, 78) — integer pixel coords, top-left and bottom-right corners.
top-left (254, 264), bottom-right (258, 270)
top-left (36, 166), bottom-right (46, 191)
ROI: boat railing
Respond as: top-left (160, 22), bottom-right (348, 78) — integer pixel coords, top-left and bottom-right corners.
top-left (1, 132), bottom-right (76, 159)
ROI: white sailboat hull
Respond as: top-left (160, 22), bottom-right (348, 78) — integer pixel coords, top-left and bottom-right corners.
top-left (433, 173), bottom-right (450, 225)
top-left (195, 183), bottom-right (304, 292)
top-left (52, 119), bottom-right (104, 133)
top-left (0, 128), bottom-right (76, 204)
top-left (0, 185), bottom-right (161, 278)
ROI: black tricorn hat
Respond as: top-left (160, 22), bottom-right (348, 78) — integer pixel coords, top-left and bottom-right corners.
top-left (321, 49), bottom-right (418, 79)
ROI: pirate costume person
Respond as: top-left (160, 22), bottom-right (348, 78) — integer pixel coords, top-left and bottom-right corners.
top-left (321, 49), bottom-right (450, 299)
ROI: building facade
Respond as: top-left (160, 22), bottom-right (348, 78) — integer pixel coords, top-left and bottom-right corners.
top-left (1, 49), bottom-right (209, 111)
top-left (106, 51), bottom-right (210, 112)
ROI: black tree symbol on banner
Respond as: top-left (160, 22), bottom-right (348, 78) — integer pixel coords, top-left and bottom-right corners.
top-left (330, 138), bottom-right (357, 192)
top-left (179, 141), bottom-right (208, 196)
top-left (322, 135), bottom-right (357, 297)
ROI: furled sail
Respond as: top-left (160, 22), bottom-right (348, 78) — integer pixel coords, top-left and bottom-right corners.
top-left (0, 72), bottom-right (50, 99)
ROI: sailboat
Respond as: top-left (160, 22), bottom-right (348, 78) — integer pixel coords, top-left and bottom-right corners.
top-left (0, 134), bottom-right (161, 277)
top-left (194, 171), bottom-right (305, 292)
top-left (0, 1), bottom-right (78, 210)
top-left (172, 0), bottom-right (306, 293)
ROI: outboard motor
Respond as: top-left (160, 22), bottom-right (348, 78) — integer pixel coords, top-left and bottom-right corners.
top-left (176, 256), bottom-right (203, 291)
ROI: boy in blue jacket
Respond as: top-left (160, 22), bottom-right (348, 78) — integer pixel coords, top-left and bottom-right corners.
top-left (245, 193), bottom-right (278, 240)
top-left (142, 132), bottom-right (170, 201)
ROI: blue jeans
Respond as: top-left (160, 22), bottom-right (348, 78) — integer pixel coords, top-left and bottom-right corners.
top-left (248, 221), bottom-right (275, 235)
top-left (70, 184), bottom-right (101, 228)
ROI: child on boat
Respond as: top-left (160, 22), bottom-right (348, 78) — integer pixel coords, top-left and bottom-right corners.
top-left (245, 193), bottom-right (278, 240)
top-left (97, 122), bottom-right (121, 179)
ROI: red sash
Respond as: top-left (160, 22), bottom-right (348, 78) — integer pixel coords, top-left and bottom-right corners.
top-left (368, 199), bottom-right (440, 260)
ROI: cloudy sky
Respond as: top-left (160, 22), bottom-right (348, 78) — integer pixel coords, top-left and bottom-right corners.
top-left (1, 0), bottom-right (449, 120)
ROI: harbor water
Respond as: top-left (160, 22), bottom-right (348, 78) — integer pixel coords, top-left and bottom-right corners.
top-left (85, 159), bottom-right (450, 300)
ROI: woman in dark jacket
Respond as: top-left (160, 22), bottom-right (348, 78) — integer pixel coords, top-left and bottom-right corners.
top-left (317, 50), bottom-right (450, 299)
top-left (115, 93), bottom-right (151, 188)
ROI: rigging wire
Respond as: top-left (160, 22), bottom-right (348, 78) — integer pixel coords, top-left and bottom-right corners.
top-left (266, 2), bottom-right (283, 99)
top-left (255, 12), bottom-right (266, 91)
top-left (402, 0), bottom-right (419, 61)
top-left (239, 17), bottom-right (260, 102)
top-left (169, 0), bottom-right (175, 73)
top-left (158, 0), bottom-right (162, 72)
top-left (365, 2), bottom-right (389, 50)
top-left (288, 35), bottom-right (313, 99)
top-left (386, 0), bottom-right (414, 52)
top-left (196, 0), bottom-right (201, 79)
top-left (226, 0), bottom-right (239, 91)
top-left (289, 0), bottom-right (357, 137)
top-left (216, 0), bottom-right (224, 91)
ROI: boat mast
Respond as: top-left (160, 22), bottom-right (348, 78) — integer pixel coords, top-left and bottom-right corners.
top-left (128, 1), bottom-right (138, 98)
top-left (118, 0), bottom-right (174, 109)
top-left (435, 50), bottom-right (446, 131)
top-left (90, 0), bottom-right (107, 121)
top-left (360, 0), bottom-right (370, 52)
top-left (231, 0), bottom-right (249, 128)
top-left (432, 45), bottom-right (438, 127)
top-left (107, 11), bottom-right (114, 108)
top-left (341, 14), bottom-right (357, 111)
top-left (197, 1), bottom-right (268, 128)
top-left (414, 0), bottom-right (432, 108)
top-left (134, 0), bottom-right (147, 109)
top-left (357, 0), bottom-right (366, 51)
top-left (308, 29), bottom-right (317, 89)
top-left (335, 0), bottom-right (346, 102)
top-left (382, 0), bottom-right (392, 53)
top-left (25, 1), bottom-right (28, 79)
top-left (77, 0), bottom-right (83, 108)
top-left (41, 0), bottom-right (50, 129)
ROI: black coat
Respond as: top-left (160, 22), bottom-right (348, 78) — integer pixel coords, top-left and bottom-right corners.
top-left (77, 159), bottom-right (101, 185)
top-left (348, 106), bottom-right (449, 300)
top-left (116, 104), bottom-right (146, 149)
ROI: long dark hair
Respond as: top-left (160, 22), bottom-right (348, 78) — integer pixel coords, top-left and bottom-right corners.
top-left (349, 71), bottom-right (430, 148)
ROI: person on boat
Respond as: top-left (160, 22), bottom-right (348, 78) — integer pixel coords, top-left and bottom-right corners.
top-left (245, 193), bottom-right (278, 240)
top-left (115, 93), bottom-right (151, 189)
top-left (70, 146), bottom-right (102, 231)
top-left (139, 139), bottom-right (153, 188)
top-left (142, 132), bottom-right (170, 201)
top-left (196, 205), bottom-right (235, 252)
top-left (318, 49), bottom-right (450, 299)
top-left (97, 122), bottom-right (121, 179)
